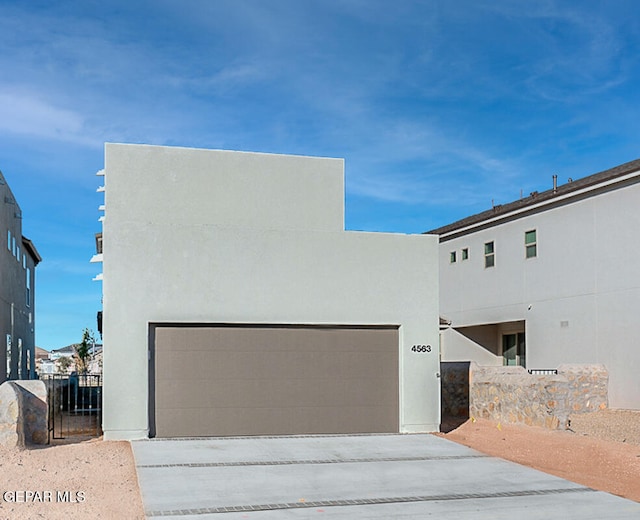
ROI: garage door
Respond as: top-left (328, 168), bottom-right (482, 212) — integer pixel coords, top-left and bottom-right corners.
top-left (151, 325), bottom-right (399, 437)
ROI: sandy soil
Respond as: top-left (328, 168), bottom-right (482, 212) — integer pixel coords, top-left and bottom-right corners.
top-left (0, 438), bottom-right (145, 520)
top-left (438, 410), bottom-right (640, 502)
top-left (1, 410), bottom-right (639, 519)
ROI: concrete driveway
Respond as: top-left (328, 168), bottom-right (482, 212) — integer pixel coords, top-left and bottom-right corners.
top-left (132, 434), bottom-right (640, 519)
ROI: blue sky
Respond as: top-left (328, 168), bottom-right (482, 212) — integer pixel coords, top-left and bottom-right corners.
top-left (1, 0), bottom-right (639, 350)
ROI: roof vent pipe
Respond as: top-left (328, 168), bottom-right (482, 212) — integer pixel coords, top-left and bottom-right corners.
top-left (553, 174), bottom-right (558, 193)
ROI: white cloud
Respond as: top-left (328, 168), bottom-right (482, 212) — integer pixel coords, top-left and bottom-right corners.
top-left (477, 1), bottom-right (629, 102)
top-left (0, 89), bottom-right (102, 147)
top-left (343, 118), bottom-right (523, 207)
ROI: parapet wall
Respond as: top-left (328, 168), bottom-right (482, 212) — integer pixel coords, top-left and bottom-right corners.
top-left (441, 362), bottom-right (608, 429)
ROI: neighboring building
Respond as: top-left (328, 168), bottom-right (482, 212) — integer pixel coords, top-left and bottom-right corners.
top-left (35, 346), bottom-right (54, 375)
top-left (429, 158), bottom-right (640, 410)
top-left (48, 344), bottom-right (76, 361)
top-left (35, 346), bottom-right (49, 361)
top-left (0, 169), bottom-right (41, 383)
top-left (48, 342), bottom-right (102, 374)
top-left (38, 358), bottom-right (56, 375)
top-left (87, 344), bottom-right (103, 374)
top-left (100, 143), bottom-right (440, 440)
top-left (48, 344), bottom-right (76, 374)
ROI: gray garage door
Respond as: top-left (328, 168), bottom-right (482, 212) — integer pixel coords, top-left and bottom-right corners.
top-left (151, 325), bottom-right (399, 437)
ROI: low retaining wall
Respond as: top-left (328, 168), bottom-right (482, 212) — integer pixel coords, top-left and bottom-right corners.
top-left (0, 380), bottom-right (48, 448)
top-left (441, 362), bottom-right (608, 429)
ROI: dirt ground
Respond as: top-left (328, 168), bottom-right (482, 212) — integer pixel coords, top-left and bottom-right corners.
top-left (438, 409), bottom-right (640, 502)
top-left (1, 410), bottom-right (639, 519)
top-left (0, 438), bottom-right (145, 520)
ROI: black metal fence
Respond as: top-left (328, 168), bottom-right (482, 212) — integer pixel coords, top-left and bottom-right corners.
top-left (42, 374), bottom-right (102, 442)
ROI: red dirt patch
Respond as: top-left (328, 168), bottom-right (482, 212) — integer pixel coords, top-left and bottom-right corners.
top-left (437, 415), bottom-right (640, 502)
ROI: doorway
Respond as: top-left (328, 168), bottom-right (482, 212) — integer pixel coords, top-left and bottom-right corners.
top-left (502, 332), bottom-right (526, 367)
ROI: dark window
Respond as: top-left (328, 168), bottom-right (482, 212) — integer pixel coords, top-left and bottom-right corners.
top-left (525, 230), bottom-right (537, 258)
top-left (484, 241), bottom-right (495, 268)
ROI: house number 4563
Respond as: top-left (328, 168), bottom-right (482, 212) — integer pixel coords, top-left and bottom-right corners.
top-left (411, 344), bottom-right (431, 353)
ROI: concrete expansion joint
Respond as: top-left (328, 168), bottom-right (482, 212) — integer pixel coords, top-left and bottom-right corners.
top-left (138, 432), bottom-right (413, 442)
top-left (136, 453), bottom-right (489, 469)
top-left (145, 487), bottom-right (595, 517)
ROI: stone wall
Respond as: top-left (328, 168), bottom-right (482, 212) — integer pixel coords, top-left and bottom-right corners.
top-left (441, 362), bottom-right (608, 429)
top-left (0, 380), bottom-right (48, 448)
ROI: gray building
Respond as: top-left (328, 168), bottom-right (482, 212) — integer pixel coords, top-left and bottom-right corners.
top-left (430, 158), bottom-right (640, 410)
top-left (0, 169), bottom-right (41, 383)
top-left (98, 143), bottom-right (440, 441)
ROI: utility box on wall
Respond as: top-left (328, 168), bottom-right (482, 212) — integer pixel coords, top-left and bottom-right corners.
top-left (100, 143), bottom-right (440, 440)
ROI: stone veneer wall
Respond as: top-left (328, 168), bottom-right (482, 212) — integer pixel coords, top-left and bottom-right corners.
top-left (441, 362), bottom-right (608, 430)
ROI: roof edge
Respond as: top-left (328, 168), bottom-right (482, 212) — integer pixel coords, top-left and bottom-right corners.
top-left (427, 158), bottom-right (640, 237)
top-left (22, 236), bottom-right (42, 265)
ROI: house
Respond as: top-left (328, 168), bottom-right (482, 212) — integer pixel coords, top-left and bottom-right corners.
top-left (429, 158), bottom-right (640, 410)
top-left (48, 344), bottom-right (76, 374)
top-left (97, 143), bottom-right (439, 440)
top-left (48, 342), bottom-right (102, 374)
top-left (35, 346), bottom-right (49, 361)
top-left (87, 344), bottom-right (102, 374)
top-left (48, 344), bottom-right (76, 361)
top-left (35, 346), bottom-right (54, 375)
top-left (0, 168), bottom-right (41, 383)
top-left (37, 358), bottom-right (56, 375)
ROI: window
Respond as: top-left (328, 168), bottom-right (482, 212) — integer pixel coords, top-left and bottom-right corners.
top-left (525, 230), bottom-right (537, 258)
top-left (450, 251), bottom-right (457, 263)
top-left (484, 241), bottom-right (495, 268)
top-left (7, 230), bottom-right (11, 251)
top-left (6, 334), bottom-right (11, 379)
top-left (16, 339), bottom-right (22, 379)
top-left (24, 343), bottom-right (30, 379)
top-left (503, 332), bottom-right (526, 368)
top-left (461, 248), bottom-right (469, 261)
top-left (26, 268), bottom-right (31, 307)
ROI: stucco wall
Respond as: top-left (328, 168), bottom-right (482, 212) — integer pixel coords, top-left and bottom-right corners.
top-left (104, 143), bottom-right (345, 233)
top-left (439, 174), bottom-right (640, 409)
top-left (439, 327), bottom-right (501, 366)
top-left (102, 144), bottom-right (440, 440)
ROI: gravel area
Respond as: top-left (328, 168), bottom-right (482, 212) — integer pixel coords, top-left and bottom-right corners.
top-left (569, 409), bottom-right (640, 445)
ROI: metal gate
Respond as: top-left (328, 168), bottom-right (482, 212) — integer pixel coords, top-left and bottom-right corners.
top-left (42, 374), bottom-right (102, 442)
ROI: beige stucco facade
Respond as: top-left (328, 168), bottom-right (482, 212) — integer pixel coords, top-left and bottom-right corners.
top-left (435, 159), bottom-right (640, 409)
top-left (100, 143), bottom-right (440, 440)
